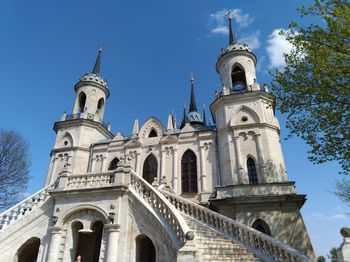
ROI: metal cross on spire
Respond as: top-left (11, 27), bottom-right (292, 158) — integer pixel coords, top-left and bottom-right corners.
top-left (225, 9), bottom-right (236, 46)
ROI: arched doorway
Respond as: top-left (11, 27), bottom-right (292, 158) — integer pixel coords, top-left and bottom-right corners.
top-left (252, 219), bottom-right (271, 236)
top-left (135, 235), bottom-right (156, 262)
top-left (72, 221), bottom-right (104, 262)
top-left (142, 154), bottom-right (158, 184)
top-left (16, 237), bottom-right (40, 262)
top-left (181, 150), bottom-right (198, 193)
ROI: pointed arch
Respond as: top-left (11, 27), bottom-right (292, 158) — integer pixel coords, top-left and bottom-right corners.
top-left (97, 97), bottom-right (105, 119)
top-left (139, 117), bottom-right (164, 140)
top-left (61, 132), bottom-right (74, 147)
top-left (16, 237), bottom-right (40, 262)
top-left (78, 92), bottom-right (87, 113)
top-left (108, 157), bottom-right (120, 170)
top-left (148, 129), bottom-right (158, 138)
top-left (252, 219), bottom-right (271, 236)
top-left (229, 105), bottom-right (260, 126)
top-left (142, 154), bottom-right (158, 184)
top-left (231, 63), bottom-right (247, 92)
top-left (247, 157), bottom-right (258, 184)
top-left (181, 149), bottom-right (198, 193)
top-left (135, 234), bottom-right (156, 262)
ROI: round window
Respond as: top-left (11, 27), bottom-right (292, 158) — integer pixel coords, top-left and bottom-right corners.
top-left (241, 116), bottom-right (248, 122)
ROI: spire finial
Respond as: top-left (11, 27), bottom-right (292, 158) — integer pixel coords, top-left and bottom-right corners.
top-left (189, 72), bottom-right (197, 112)
top-left (92, 44), bottom-right (104, 74)
top-left (225, 10), bottom-right (236, 46)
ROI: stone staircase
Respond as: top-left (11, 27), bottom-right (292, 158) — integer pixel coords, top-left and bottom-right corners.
top-left (184, 215), bottom-right (261, 262)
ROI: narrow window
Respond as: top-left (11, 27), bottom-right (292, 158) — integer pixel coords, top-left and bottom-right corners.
top-left (108, 158), bottom-right (120, 170)
top-left (78, 92), bottom-right (87, 113)
top-left (247, 157), bottom-right (258, 184)
top-left (97, 98), bottom-right (104, 118)
top-left (142, 154), bottom-right (157, 184)
top-left (231, 66), bottom-right (247, 92)
top-left (148, 129), bottom-right (157, 138)
top-left (181, 150), bottom-right (198, 193)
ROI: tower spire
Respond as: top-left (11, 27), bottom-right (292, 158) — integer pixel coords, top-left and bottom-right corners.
top-left (189, 73), bottom-right (197, 112)
top-left (226, 10), bottom-right (236, 46)
top-left (92, 44), bottom-right (103, 74)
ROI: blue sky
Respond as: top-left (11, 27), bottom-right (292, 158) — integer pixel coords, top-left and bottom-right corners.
top-left (0, 0), bottom-right (348, 258)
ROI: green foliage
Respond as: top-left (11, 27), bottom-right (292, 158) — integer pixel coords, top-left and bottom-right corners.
top-left (327, 247), bottom-right (338, 262)
top-left (0, 129), bottom-right (30, 211)
top-left (335, 177), bottom-right (350, 205)
top-left (271, 0), bottom-right (350, 175)
top-left (317, 256), bottom-right (326, 262)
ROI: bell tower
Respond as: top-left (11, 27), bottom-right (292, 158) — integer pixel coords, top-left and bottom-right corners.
top-left (209, 12), bottom-right (315, 258)
top-left (45, 47), bottom-right (113, 185)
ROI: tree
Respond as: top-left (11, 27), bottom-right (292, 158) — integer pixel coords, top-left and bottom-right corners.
top-left (317, 256), bottom-right (326, 262)
top-left (327, 247), bottom-right (338, 262)
top-left (271, 0), bottom-right (350, 175)
top-left (0, 129), bottom-right (30, 211)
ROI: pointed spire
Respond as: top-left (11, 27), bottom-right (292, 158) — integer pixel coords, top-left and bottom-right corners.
top-left (172, 110), bottom-right (177, 129)
top-left (132, 119), bottom-right (139, 138)
top-left (92, 44), bottom-right (103, 74)
top-left (189, 73), bottom-right (198, 112)
top-left (167, 114), bottom-right (174, 133)
top-left (181, 104), bottom-right (187, 127)
top-left (202, 105), bottom-right (207, 126)
top-left (226, 10), bottom-right (236, 46)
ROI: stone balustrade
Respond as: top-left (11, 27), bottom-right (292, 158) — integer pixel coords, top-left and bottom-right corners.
top-left (0, 184), bottom-right (55, 231)
top-left (129, 170), bottom-right (192, 245)
top-left (65, 171), bottom-right (115, 190)
top-left (160, 190), bottom-right (312, 262)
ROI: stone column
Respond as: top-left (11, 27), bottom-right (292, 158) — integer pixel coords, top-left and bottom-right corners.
top-left (90, 157), bottom-right (96, 173)
top-left (254, 133), bottom-right (266, 182)
top-left (233, 136), bottom-right (244, 184)
top-left (101, 155), bottom-right (107, 171)
top-left (105, 224), bottom-right (121, 262)
top-left (135, 152), bottom-right (141, 174)
top-left (199, 146), bottom-right (207, 192)
top-left (47, 227), bottom-right (62, 262)
top-left (172, 148), bottom-right (178, 193)
top-left (49, 156), bottom-right (59, 184)
top-left (161, 149), bottom-right (166, 180)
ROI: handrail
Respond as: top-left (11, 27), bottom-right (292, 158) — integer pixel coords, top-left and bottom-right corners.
top-left (129, 170), bottom-right (192, 244)
top-left (0, 183), bottom-right (55, 231)
top-left (160, 190), bottom-right (312, 262)
top-left (65, 171), bottom-right (115, 189)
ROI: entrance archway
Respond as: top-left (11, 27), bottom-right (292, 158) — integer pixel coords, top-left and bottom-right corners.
top-left (16, 237), bottom-right (40, 262)
top-left (136, 234), bottom-right (156, 262)
top-left (142, 154), bottom-right (158, 184)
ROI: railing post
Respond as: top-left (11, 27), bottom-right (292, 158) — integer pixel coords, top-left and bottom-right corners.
top-left (176, 232), bottom-right (199, 262)
top-left (114, 161), bottom-right (132, 186)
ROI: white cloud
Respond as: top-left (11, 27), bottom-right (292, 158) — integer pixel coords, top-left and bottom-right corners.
top-left (209, 9), bottom-right (253, 35)
top-left (238, 31), bottom-right (261, 50)
top-left (266, 28), bottom-right (294, 69)
top-left (307, 213), bottom-right (347, 221)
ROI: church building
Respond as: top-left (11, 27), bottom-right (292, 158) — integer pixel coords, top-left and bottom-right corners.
top-left (0, 14), bottom-right (316, 262)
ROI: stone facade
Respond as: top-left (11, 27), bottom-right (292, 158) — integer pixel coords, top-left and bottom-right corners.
top-left (0, 19), bottom-right (316, 262)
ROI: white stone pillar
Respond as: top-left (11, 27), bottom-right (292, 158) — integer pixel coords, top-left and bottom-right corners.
top-left (254, 134), bottom-right (266, 182)
top-left (105, 224), bottom-right (120, 262)
top-left (90, 157), bottom-right (96, 173)
top-left (161, 149), bottom-right (166, 179)
top-left (49, 156), bottom-right (59, 184)
top-left (135, 152), bottom-right (141, 174)
top-left (172, 148), bottom-right (178, 193)
top-left (233, 136), bottom-right (244, 184)
top-left (101, 156), bottom-right (107, 171)
top-left (47, 227), bottom-right (62, 262)
top-left (199, 146), bottom-right (207, 192)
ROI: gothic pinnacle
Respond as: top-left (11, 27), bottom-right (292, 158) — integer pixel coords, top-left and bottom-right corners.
top-left (226, 10), bottom-right (236, 46)
top-left (189, 73), bottom-right (198, 112)
top-left (92, 44), bottom-right (103, 74)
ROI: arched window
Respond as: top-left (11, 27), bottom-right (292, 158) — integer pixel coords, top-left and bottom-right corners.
top-left (247, 157), bottom-right (258, 185)
top-left (97, 98), bottom-right (104, 118)
top-left (135, 235), bottom-right (156, 262)
top-left (78, 92), bottom-right (87, 113)
top-left (148, 129), bottom-right (158, 138)
top-left (143, 154), bottom-right (157, 184)
top-left (16, 237), bottom-right (40, 262)
top-left (108, 158), bottom-right (120, 170)
top-left (252, 219), bottom-right (271, 236)
top-left (181, 150), bottom-right (198, 193)
top-left (231, 66), bottom-right (247, 92)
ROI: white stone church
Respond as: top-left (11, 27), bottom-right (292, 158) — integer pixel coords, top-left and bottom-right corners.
top-left (0, 16), bottom-right (316, 262)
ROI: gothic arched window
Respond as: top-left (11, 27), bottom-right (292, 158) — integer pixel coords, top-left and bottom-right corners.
top-left (108, 158), bottom-right (120, 171)
top-left (231, 66), bottom-right (247, 92)
top-left (148, 129), bottom-right (158, 138)
top-left (142, 154), bottom-right (157, 184)
top-left (181, 150), bottom-right (198, 193)
top-left (78, 92), bottom-right (87, 113)
top-left (252, 219), bottom-right (271, 236)
top-left (247, 157), bottom-right (258, 184)
top-left (97, 98), bottom-right (104, 118)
